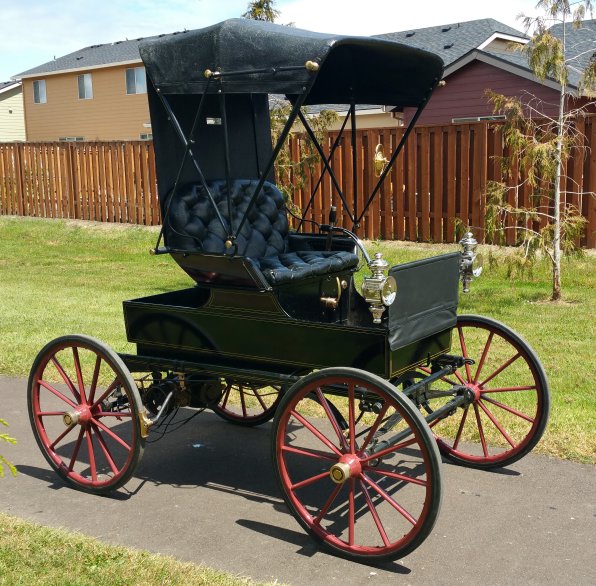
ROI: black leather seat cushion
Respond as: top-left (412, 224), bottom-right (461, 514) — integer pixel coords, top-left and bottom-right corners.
top-left (166, 180), bottom-right (288, 258)
top-left (255, 250), bottom-right (359, 285)
top-left (166, 180), bottom-right (358, 286)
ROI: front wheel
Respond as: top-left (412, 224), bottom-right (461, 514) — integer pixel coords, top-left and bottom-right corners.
top-left (415, 315), bottom-right (550, 469)
top-left (272, 367), bottom-right (442, 562)
top-left (28, 335), bottom-right (146, 494)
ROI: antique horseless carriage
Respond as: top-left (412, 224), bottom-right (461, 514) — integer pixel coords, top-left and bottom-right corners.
top-left (28, 19), bottom-right (550, 562)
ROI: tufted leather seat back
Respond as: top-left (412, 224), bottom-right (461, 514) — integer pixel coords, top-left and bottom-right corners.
top-left (165, 180), bottom-right (289, 258)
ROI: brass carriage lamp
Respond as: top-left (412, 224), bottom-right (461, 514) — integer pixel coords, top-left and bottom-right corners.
top-left (459, 232), bottom-right (483, 292)
top-left (361, 253), bottom-right (397, 324)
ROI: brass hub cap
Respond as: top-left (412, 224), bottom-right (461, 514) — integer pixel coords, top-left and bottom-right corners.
top-left (329, 454), bottom-right (362, 484)
top-left (63, 405), bottom-right (92, 427)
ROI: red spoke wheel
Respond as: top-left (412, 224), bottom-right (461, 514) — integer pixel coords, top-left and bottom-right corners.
top-left (272, 368), bottom-right (442, 562)
top-left (418, 315), bottom-right (550, 469)
top-left (213, 381), bottom-right (282, 426)
top-left (27, 335), bottom-right (146, 494)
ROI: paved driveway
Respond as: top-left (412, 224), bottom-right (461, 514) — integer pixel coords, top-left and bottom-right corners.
top-left (1, 375), bottom-right (595, 585)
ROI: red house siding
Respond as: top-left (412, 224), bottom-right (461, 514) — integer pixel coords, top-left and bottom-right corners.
top-left (405, 61), bottom-right (573, 125)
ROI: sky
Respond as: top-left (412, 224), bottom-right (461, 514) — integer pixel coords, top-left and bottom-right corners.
top-left (1, 0), bottom-right (543, 82)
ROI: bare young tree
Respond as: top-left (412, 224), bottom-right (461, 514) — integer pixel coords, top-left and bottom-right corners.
top-left (486, 0), bottom-right (596, 300)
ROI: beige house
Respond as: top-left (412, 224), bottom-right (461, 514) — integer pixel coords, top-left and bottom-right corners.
top-left (15, 36), bottom-right (157, 142)
top-left (0, 81), bottom-right (26, 141)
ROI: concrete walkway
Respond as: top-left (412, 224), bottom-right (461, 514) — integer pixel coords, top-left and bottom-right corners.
top-left (1, 375), bottom-right (595, 585)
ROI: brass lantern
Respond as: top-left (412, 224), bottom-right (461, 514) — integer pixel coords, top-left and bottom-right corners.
top-left (361, 253), bottom-right (397, 323)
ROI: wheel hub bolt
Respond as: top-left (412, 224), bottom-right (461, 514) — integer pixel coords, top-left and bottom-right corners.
top-left (63, 411), bottom-right (80, 426)
top-left (330, 462), bottom-right (351, 483)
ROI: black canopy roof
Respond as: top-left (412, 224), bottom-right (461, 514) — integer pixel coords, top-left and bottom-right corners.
top-left (140, 18), bottom-right (444, 107)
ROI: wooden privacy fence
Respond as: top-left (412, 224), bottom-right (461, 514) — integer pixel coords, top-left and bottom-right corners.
top-left (0, 141), bottom-right (159, 225)
top-left (289, 117), bottom-right (596, 248)
top-left (1, 120), bottom-right (595, 247)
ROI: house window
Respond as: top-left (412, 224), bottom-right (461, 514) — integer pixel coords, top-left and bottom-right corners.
top-left (77, 73), bottom-right (93, 99)
top-left (59, 137), bottom-right (85, 142)
top-left (33, 80), bottom-right (46, 104)
top-left (139, 133), bottom-right (153, 140)
top-left (126, 67), bottom-right (147, 95)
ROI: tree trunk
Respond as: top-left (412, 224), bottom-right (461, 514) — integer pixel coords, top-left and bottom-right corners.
top-left (551, 12), bottom-right (567, 302)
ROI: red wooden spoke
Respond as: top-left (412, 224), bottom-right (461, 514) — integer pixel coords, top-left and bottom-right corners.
top-left (479, 353), bottom-right (521, 387)
top-left (366, 466), bottom-right (427, 487)
top-left (360, 402), bottom-right (390, 451)
top-left (452, 405), bottom-right (469, 450)
top-left (458, 326), bottom-right (473, 382)
top-left (482, 396), bottom-right (535, 423)
top-left (315, 387), bottom-right (349, 451)
top-left (72, 347), bottom-right (86, 404)
top-left (348, 383), bottom-right (357, 453)
top-left (220, 383), bottom-right (232, 409)
top-left (36, 411), bottom-right (65, 417)
top-left (289, 409), bottom-right (343, 456)
top-left (239, 385), bottom-right (248, 417)
top-left (49, 423), bottom-right (76, 450)
top-left (481, 385), bottom-right (536, 393)
top-left (477, 400), bottom-right (516, 448)
top-left (473, 404), bottom-right (489, 457)
top-left (86, 427), bottom-right (98, 482)
top-left (313, 482), bottom-right (343, 525)
top-left (38, 379), bottom-right (77, 409)
top-left (91, 378), bottom-right (121, 410)
top-left (281, 444), bottom-right (337, 461)
top-left (68, 428), bottom-right (85, 472)
top-left (359, 479), bottom-right (391, 547)
top-left (50, 356), bottom-right (81, 403)
top-left (88, 355), bottom-right (102, 405)
top-left (473, 331), bottom-right (494, 384)
top-left (91, 422), bottom-right (119, 475)
top-left (361, 473), bottom-right (416, 525)
top-left (291, 470), bottom-right (330, 491)
top-left (91, 418), bottom-right (132, 452)
top-left (348, 478), bottom-right (355, 546)
top-left (253, 387), bottom-right (268, 411)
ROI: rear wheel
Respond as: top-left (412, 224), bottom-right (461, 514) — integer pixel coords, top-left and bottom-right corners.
top-left (28, 335), bottom-right (145, 494)
top-left (212, 381), bottom-right (282, 426)
top-left (413, 315), bottom-right (550, 469)
top-left (272, 367), bottom-right (442, 562)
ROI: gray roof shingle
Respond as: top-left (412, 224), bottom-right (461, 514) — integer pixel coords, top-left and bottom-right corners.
top-left (375, 18), bottom-right (527, 67)
top-left (548, 19), bottom-right (596, 88)
top-left (15, 31), bottom-right (190, 78)
top-left (0, 80), bottom-right (19, 91)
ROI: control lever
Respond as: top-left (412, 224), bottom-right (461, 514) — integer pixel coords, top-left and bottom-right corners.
top-left (325, 206), bottom-right (337, 251)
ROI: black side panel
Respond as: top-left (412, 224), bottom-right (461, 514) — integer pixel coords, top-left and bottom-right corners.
top-left (388, 253), bottom-right (460, 351)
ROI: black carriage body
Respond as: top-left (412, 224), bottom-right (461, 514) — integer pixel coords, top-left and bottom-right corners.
top-left (123, 249), bottom-right (459, 380)
top-left (125, 19), bottom-right (454, 381)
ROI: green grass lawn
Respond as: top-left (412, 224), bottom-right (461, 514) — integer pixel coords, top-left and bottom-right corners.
top-left (0, 512), bottom-right (274, 586)
top-left (0, 216), bottom-right (594, 464)
top-left (0, 216), bottom-right (594, 583)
